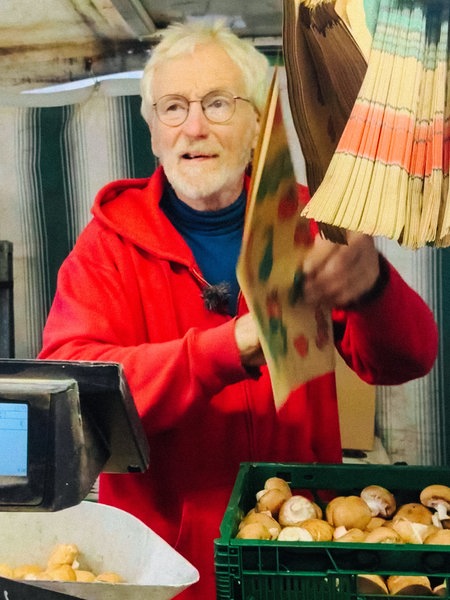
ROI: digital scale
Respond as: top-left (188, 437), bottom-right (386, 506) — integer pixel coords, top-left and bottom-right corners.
top-left (0, 358), bottom-right (150, 511)
top-left (0, 358), bottom-right (151, 599)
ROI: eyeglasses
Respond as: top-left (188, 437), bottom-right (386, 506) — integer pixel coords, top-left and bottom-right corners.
top-left (152, 90), bottom-right (252, 126)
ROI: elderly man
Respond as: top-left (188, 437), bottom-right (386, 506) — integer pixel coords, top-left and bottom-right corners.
top-left (39, 21), bottom-right (438, 599)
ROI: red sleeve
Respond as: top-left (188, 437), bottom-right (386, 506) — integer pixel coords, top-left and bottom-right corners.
top-left (333, 259), bottom-right (438, 385)
top-left (38, 230), bottom-right (250, 434)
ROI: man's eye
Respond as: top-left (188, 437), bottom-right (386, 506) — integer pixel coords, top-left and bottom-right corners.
top-left (165, 102), bottom-right (184, 113)
top-left (208, 97), bottom-right (228, 109)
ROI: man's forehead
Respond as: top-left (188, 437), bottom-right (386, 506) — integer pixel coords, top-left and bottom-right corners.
top-left (152, 44), bottom-right (246, 97)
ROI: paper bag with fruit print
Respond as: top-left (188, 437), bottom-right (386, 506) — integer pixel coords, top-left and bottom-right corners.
top-left (237, 69), bottom-right (335, 409)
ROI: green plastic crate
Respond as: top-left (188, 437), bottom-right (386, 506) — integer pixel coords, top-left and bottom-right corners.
top-left (214, 462), bottom-right (450, 600)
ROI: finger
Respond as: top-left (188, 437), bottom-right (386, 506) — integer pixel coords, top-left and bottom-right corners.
top-left (303, 235), bottom-right (339, 275)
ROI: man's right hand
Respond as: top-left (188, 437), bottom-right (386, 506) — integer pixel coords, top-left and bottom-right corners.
top-left (234, 312), bottom-right (266, 368)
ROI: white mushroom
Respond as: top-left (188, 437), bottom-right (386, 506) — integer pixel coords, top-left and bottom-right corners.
top-left (360, 485), bottom-right (396, 518)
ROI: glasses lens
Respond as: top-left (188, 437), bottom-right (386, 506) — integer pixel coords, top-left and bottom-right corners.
top-left (156, 95), bottom-right (189, 126)
top-left (202, 91), bottom-right (235, 123)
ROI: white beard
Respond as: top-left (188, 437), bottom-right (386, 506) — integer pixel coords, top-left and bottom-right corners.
top-left (161, 141), bottom-right (253, 207)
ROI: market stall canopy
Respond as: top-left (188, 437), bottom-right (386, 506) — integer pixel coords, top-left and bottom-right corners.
top-left (0, 0), bottom-right (283, 94)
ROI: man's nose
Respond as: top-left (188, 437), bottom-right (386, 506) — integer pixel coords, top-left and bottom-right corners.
top-left (181, 101), bottom-right (210, 136)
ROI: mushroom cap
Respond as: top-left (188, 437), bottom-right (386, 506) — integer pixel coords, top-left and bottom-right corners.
top-left (75, 570), bottom-right (96, 583)
top-left (357, 574), bottom-right (388, 595)
top-left (278, 526), bottom-right (314, 542)
top-left (388, 517), bottom-right (430, 544)
top-left (363, 526), bottom-right (402, 544)
top-left (360, 484), bottom-right (396, 518)
top-left (256, 488), bottom-right (290, 517)
top-left (423, 529), bottom-right (450, 545)
top-left (239, 511), bottom-right (281, 540)
top-left (420, 484), bottom-right (450, 510)
top-left (278, 495), bottom-right (318, 527)
top-left (47, 543), bottom-right (79, 568)
top-left (263, 477), bottom-right (292, 497)
top-left (300, 518), bottom-right (334, 541)
top-left (236, 522), bottom-right (272, 540)
top-left (334, 527), bottom-right (366, 542)
top-left (386, 575), bottom-right (432, 596)
top-left (365, 516), bottom-right (387, 531)
top-left (394, 503), bottom-right (433, 525)
top-left (325, 496), bottom-right (372, 530)
top-left (433, 581), bottom-right (447, 597)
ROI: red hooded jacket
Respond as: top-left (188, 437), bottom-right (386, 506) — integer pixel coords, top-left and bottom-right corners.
top-left (39, 166), bottom-right (438, 599)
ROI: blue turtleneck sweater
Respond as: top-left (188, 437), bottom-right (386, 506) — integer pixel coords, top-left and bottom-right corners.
top-left (160, 185), bottom-right (245, 315)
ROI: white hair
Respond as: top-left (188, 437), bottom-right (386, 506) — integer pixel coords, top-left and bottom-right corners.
top-left (140, 20), bottom-right (270, 123)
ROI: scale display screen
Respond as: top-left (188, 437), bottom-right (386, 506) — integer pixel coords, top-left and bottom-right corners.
top-left (0, 402), bottom-right (28, 476)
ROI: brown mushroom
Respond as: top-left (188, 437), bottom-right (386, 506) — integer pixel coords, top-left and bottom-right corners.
top-left (278, 495), bottom-right (318, 527)
top-left (394, 503), bottom-right (433, 525)
top-left (388, 517), bottom-right (430, 544)
top-left (420, 484), bottom-right (450, 528)
top-left (360, 485), bottom-right (396, 518)
top-left (236, 522), bottom-right (272, 540)
top-left (365, 516), bottom-right (387, 531)
top-left (263, 477), bottom-right (292, 497)
top-left (75, 570), bottom-right (96, 583)
top-left (325, 496), bottom-right (372, 530)
top-left (255, 488), bottom-right (290, 517)
top-left (95, 572), bottom-right (124, 584)
top-left (278, 526), bottom-right (314, 542)
top-left (334, 527), bottom-right (366, 542)
top-left (239, 511), bottom-right (281, 540)
top-left (300, 518), bottom-right (334, 541)
top-left (386, 575), bottom-right (433, 596)
top-left (423, 529), bottom-right (450, 545)
top-left (357, 574), bottom-right (388, 595)
top-left (433, 581), bottom-right (447, 596)
top-left (364, 526), bottom-right (402, 544)
top-left (47, 543), bottom-right (79, 568)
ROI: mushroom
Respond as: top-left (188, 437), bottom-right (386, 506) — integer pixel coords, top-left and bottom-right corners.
top-left (363, 526), bottom-right (402, 544)
top-left (420, 484), bottom-right (450, 528)
top-left (433, 581), bottom-right (447, 596)
top-left (12, 565), bottom-right (43, 580)
top-left (299, 518), bottom-right (334, 542)
top-left (386, 575), bottom-right (432, 596)
top-left (255, 488), bottom-right (290, 517)
top-left (236, 522), bottom-right (272, 540)
top-left (47, 543), bottom-right (79, 568)
top-left (334, 528), bottom-right (366, 542)
top-left (262, 477), bottom-right (292, 498)
top-left (388, 517), bottom-right (430, 544)
top-left (394, 502), bottom-right (433, 525)
top-left (278, 495), bottom-right (318, 527)
top-left (357, 574), bottom-right (388, 595)
top-left (423, 528), bottom-right (450, 545)
top-left (239, 511), bottom-right (281, 540)
top-left (325, 496), bottom-right (372, 530)
top-left (40, 564), bottom-right (77, 582)
top-left (75, 570), bottom-right (96, 582)
top-left (95, 572), bottom-right (124, 583)
top-left (360, 485), bottom-right (396, 518)
top-left (365, 516), bottom-right (387, 531)
top-left (278, 526), bottom-right (314, 542)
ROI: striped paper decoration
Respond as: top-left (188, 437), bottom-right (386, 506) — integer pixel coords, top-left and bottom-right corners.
top-left (302, 0), bottom-right (450, 249)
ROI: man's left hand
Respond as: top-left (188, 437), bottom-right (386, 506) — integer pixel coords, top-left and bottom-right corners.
top-left (301, 231), bottom-right (381, 308)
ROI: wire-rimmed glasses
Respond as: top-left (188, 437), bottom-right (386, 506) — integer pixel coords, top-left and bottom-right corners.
top-left (152, 90), bottom-right (252, 126)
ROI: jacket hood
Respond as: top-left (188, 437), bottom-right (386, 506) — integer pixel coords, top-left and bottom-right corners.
top-left (91, 166), bottom-right (196, 265)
